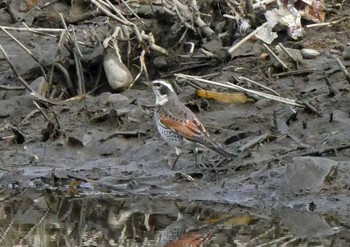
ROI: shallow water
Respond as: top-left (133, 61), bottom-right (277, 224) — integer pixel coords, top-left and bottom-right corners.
top-left (0, 187), bottom-right (346, 247)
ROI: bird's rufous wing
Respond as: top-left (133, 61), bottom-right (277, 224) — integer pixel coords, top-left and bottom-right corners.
top-left (159, 111), bottom-right (234, 159)
top-left (159, 114), bottom-right (207, 141)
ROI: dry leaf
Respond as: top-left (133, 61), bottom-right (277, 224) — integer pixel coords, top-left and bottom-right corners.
top-left (197, 89), bottom-right (254, 103)
top-left (205, 214), bottom-right (254, 226)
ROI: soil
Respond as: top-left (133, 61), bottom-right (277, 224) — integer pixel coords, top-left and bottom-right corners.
top-left (0, 0), bottom-right (350, 245)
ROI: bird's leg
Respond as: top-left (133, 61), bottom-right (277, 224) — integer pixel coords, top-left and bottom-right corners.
top-left (194, 147), bottom-right (199, 166)
top-left (171, 147), bottom-right (181, 170)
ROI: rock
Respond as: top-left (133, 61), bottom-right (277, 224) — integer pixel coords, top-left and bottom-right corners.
top-left (301, 48), bottom-right (320, 59)
top-left (279, 156), bottom-right (338, 194)
top-left (275, 46), bottom-right (303, 64)
top-left (153, 56), bottom-right (168, 70)
top-left (25, 76), bottom-right (47, 96)
top-left (107, 94), bottom-right (130, 107)
top-left (68, 133), bottom-right (93, 147)
top-left (215, 21), bottom-right (226, 33)
top-left (0, 95), bottom-right (36, 117)
top-left (103, 53), bottom-right (134, 92)
top-left (0, 9), bottom-right (12, 25)
top-left (202, 36), bottom-right (222, 55)
top-left (275, 207), bottom-right (338, 237)
top-left (342, 46), bottom-right (350, 60)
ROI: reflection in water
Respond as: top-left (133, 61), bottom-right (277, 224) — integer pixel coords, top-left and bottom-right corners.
top-left (0, 187), bottom-right (345, 246)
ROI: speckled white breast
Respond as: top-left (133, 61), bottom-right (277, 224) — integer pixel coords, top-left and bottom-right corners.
top-left (155, 111), bottom-right (183, 147)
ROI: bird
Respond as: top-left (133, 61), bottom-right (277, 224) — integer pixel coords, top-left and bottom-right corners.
top-left (151, 80), bottom-right (234, 169)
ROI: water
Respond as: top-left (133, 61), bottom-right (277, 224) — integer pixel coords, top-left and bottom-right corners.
top-left (0, 188), bottom-right (346, 247)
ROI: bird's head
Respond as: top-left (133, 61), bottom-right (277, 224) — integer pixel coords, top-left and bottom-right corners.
top-left (151, 80), bottom-right (176, 105)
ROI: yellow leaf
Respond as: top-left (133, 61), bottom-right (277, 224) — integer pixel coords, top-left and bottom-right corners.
top-left (205, 214), bottom-right (254, 226)
top-left (196, 90), bottom-right (254, 103)
top-left (224, 214), bottom-right (254, 226)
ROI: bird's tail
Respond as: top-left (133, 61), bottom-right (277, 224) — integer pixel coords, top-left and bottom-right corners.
top-left (204, 138), bottom-right (236, 159)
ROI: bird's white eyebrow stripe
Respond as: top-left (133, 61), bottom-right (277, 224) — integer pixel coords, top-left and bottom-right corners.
top-left (152, 80), bottom-right (175, 92)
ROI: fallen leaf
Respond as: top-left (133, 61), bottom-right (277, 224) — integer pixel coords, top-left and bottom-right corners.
top-left (197, 90), bottom-right (254, 103)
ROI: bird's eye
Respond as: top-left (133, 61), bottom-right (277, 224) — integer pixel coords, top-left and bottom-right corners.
top-left (159, 85), bottom-right (169, 95)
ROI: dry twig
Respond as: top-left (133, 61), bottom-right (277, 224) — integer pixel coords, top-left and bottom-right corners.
top-left (0, 85), bottom-right (25, 90)
top-left (228, 22), bottom-right (268, 54)
top-left (175, 73), bottom-right (304, 107)
top-left (0, 26), bottom-right (47, 79)
top-left (0, 45), bottom-right (55, 105)
top-left (324, 76), bottom-right (339, 96)
top-left (263, 43), bottom-right (289, 70)
top-left (238, 131), bottom-right (271, 152)
top-left (334, 57), bottom-right (350, 84)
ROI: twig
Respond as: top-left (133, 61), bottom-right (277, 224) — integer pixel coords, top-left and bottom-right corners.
top-left (100, 131), bottom-right (147, 142)
top-left (73, 49), bottom-right (85, 95)
top-left (165, 62), bottom-right (213, 77)
top-left (0, 45), bottom-right (55, 105)
top-left (300, 144), bottom-right (350, 156)
top-left (334, 57), bottom-right (350, 84)
top-left (305, 17), bottom-right (350, 28)
top-left (71, 26), bottom-right (83, 58)
top-left (92, 0), bottom-right (166, 54)
top-left (140, 31), bottom-right (168, 55)
top-left (273, 69), bottom-right (317, 77)
top-left (306, 23), bottom-right (332, 28)
top-left (228, 22), bottom-right (268, 54)
top-left (175, 73), bottom-right (304, 107)
top-left (252, 0), bottom-right (276, 9)
top-left (0, 26), bottom-right (66, 32)
top-left (0, 85), bottom-right (25, 90)
top-left (21, 22), bottom-right (57, 37)
top-left (176, 172), bottom-right (195, 181)
top-left (0, 218), bottom-right (14, 244)
top-left (238, 76), bottom-right (280, 96)
top-left (278, 42), bottom-right (298, 64)
top-left (19, 209), bottom-right (49, 245)
top-left (59, 14), bottom-right (85, 95)
top-left (20, 109), bottom-right (40, 124)
top-left (0, 45), bottom-right (34, 93)
top-left (298, 100), bottom-right (322, 116)
top-left (254, 236), bottom-right (293, 247)
top-left (91, 0), bottom-right (130, 25)
top-left (238, 131), bottom-right (271, 152)
top-left (263, 43), bottom-right (289, 70)
top-left (188, 0), bottom-right (215, 37)
top-left (133, 49), bottom-right (148, 83)
top-left (107, 0), bottom-right (144, 25)
top-left (64, 9), bottom-right (102, 24)
top-left (33, 101), bottom-right (50, 122)
top-left (324, 76), bottom-right (339, 96)
top-left (54, 63), bottom-right (74, 95)
top-left (0, 26), bottom-right (47, 79)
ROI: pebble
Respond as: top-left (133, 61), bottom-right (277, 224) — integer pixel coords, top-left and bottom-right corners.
top-left (106, 94), bottom-right (130, 107)
top-left (0, 9), bottom-right (12, 25)
top-left (153, 56), bottom-right (168, 70)
top-left (25, 76), bottom-right (46, 95)
top-left (300, 48), bottom-right (320, 59)
top-left (342, 46), bottom-right (350, 60)
top-left (103, 53), bottom-right (133, 92)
